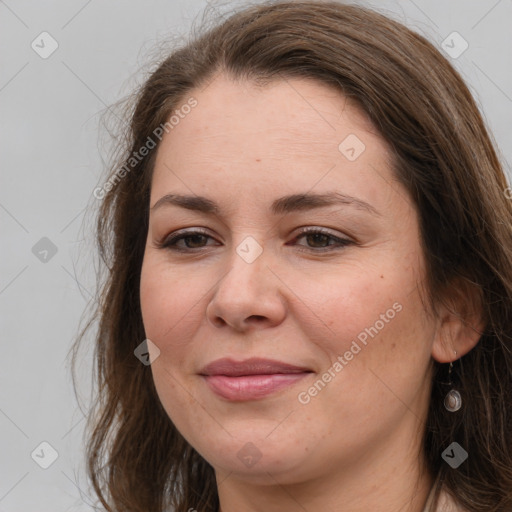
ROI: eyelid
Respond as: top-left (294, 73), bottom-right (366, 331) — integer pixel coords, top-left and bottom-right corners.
top-left (291, 226), bottom-right (354, 251)
top-left (156, 227), bottom-right (214, 249)
top-left (156, 225), bottom-right (355, 253)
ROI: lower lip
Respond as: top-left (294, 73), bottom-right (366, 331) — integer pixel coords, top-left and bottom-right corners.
top-left (202, 373), bottom-right (311, 401)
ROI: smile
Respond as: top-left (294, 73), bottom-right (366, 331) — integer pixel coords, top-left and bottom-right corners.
top-left (199, 357), bottom-right (314, 401)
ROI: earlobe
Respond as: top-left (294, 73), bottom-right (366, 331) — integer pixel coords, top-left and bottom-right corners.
top-left (431, 277), bottom-right (486, 363)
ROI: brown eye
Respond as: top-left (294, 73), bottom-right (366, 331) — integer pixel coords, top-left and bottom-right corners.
top-left (180, 234), bottom-right (209, 248)
top-left (291, 228), bottom-right (354, 252)
top-left (158, 229), bottom-right (219, 252)
top-left (304, 232), bottom-right (331, 248)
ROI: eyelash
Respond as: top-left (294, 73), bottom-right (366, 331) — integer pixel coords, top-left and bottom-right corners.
top-left (155, 227), bottom-right (354, 254)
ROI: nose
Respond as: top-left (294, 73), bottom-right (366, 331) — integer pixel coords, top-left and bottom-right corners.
top-left (206, 239), bottom-right (287, 332)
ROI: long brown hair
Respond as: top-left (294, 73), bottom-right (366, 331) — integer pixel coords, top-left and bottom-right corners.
top-left (70, 1), bottom-right (512, 511)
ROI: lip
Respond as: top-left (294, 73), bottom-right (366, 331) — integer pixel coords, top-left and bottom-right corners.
top-left (199, 357), bottom-right (313, 401)
top-left (200, 357), bottom-right (312, 377)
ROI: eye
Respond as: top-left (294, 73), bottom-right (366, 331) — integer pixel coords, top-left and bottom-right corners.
top-left (155, 227), bottom-right (354, 253)
top-left (288, 227), bottom-right (354, 252)
top-left (156, 228), bottom-right (219, 252)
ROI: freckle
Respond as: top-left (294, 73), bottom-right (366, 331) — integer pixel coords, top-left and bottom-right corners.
top-left (255, 158), bottom-right (261, 162)
top-left (380, 275), bottom-right (384, 278)
top-left (391, 343), bottom-right (396, 349)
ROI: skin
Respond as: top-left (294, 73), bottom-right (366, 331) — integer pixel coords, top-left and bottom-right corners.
top-left (139, 73), bottom-right (482, 512)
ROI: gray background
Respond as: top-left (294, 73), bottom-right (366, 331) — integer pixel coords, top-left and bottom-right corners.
top-left (1, 0), bottom-right (511, 510)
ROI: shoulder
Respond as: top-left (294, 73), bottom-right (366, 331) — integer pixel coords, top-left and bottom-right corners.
top-left (423, 482), bottom-right (469, 512)
top-left (432, 489), bottom-right (468, 512)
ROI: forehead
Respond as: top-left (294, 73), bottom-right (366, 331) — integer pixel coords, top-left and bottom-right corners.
top-left (150, 74), bottom-right (396, 209)
top-left (182, 73), bottom-right (375, 143)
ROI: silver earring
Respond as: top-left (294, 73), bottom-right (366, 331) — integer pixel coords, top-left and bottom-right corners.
top-left (444, 352), bottom-right (462, 412)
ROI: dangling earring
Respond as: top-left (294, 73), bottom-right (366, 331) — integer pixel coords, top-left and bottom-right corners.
top-left (444, 351), bottom-right (462, 412)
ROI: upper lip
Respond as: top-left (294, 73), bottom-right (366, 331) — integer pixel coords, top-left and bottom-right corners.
top-left (199, 357), bottom-right (313, 377)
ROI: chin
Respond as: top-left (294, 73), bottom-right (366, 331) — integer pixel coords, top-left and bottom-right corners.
top-left (191, 426), bottom-right (321, 483)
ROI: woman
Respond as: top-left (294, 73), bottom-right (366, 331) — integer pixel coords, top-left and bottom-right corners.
top-left (72, 1), bottom-right (512, 511)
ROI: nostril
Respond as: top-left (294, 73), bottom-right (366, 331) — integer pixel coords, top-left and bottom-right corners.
top-left (248, 315), bottom-right (266, 322)
top-left (214, 317), bottom-right (227, 327)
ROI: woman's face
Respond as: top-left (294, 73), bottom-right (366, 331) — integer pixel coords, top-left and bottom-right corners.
top-left (140, 74), bottom-right (437, 485)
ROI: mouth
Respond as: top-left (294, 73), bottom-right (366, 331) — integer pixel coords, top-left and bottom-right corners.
top-left (198, 357), bottom-right (314, 401)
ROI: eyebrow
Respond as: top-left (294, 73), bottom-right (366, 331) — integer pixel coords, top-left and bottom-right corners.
top-left (150, 192), bottom-right (381, 217)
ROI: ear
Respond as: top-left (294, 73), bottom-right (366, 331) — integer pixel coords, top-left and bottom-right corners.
top-left (431, 277), bottom-right (486, 363)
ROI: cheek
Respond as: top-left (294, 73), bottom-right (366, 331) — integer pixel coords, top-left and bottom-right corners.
top-left (140, 258), bottom-right (206, 436)
top-left (285, 265), bottom-right (401, 355)
top-left (299, 260), bottom-right (432, 382)
top-left (299, 282), bottom-right (432, 441)
top-left (140, 256), bottom-right (204, 344)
